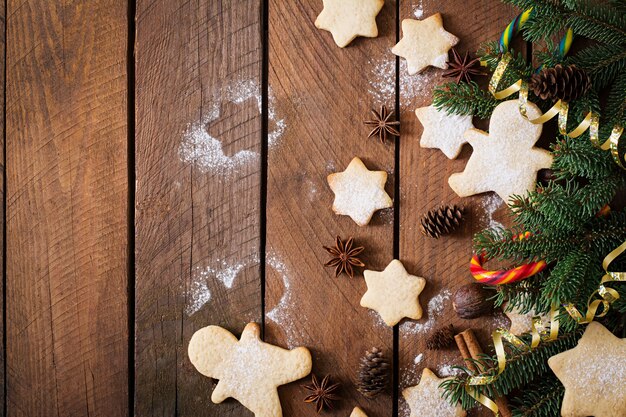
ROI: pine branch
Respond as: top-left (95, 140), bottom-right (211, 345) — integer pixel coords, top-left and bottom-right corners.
top-left (441, 330), bottom-right (582, 409)
top-left (510, 374), bottom-right (565, 417)
top-left (433, 81), bottom-right (499, 119)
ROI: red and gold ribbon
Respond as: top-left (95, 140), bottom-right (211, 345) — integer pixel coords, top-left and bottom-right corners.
top-left (470, 232), bottom-right (547, 285)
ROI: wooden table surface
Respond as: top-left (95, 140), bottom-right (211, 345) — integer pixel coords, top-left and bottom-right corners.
top-left (4, 1), bottom-right (527, 416)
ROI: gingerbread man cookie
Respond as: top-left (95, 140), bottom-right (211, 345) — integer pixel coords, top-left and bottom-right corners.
top-left (188, 322), bottom-right (312, 417)
top-left (448, 100), bottom-right (552, 202)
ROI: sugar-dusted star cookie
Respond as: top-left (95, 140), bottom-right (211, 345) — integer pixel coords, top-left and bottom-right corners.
top-left (392, 14), bottom-right (459, 75)
top-left (548, 322), bottom-right (626, 417)
top-left (188, 322), bottom-right (312, 417)
top-left (503, 303), bottom-right (548, 335)
top-left (448, 100), bottom-right (553, 202)
top-left (403, 368), bottom-right (466, 417)
top-left (350, 406), bottom-right (368, 417)
top-left (328, 157), bottom-right (393, 226)
top-left (315, 0), bottom-right (385, 48)
top-left (416, 105), bottom-right (474, 159)
top-left (360, 259), bottom-right (426, 326)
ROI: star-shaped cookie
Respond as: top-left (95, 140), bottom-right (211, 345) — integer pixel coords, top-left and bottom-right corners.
top-left (403, 368), bottom-right (466, 417)
top-left (416, 105), bottom-right (474, 159)
top-left (188, 322), bottom-right (312, 417)
top-left (350, 407), bottom-right (368, 417)
top-left (503, 303), bottom-right (548, 335)
top-left (392, 14), bottom-right (459, 75)
top-left (448, 100), bottom-right (553, 202)
top-left (360, 259), bottom-right (426, 326)
top-left (315, 0), bottom-right (384, 48)
top-left (327, 157), bottom-right (393, 226)
top-left (548, 322), bottom-right (626, 417)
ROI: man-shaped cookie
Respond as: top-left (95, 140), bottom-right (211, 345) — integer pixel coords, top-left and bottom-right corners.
top-left (448, 100), bottom-right (552, 202)
top-left (188, 322), bottom-right (312, 417)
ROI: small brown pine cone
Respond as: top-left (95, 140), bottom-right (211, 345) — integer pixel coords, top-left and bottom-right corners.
top-left (426, 324), bottom-right (455, 350)
top-left (420, 205), bottom-right (464, 238)
top-left (529, 64), bottom-right (591, 102)
top-left (356, 347), bottom-right (389, 398)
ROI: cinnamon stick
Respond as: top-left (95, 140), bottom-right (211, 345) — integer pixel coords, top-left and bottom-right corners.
top-left (455, 329), bottom-right (512, 417)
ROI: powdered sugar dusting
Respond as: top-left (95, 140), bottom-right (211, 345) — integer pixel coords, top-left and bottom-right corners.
top-left (179, 80), bottom-right (285, 174)
top-left (266, 254), bottom-right (306, 348)
top-left (414, 353), bottom-right (424, 364)
top-left (368, 59), bottom-right (432, 108)
top-left (185, 259), bottom-right (251, 316)
top-left (481, 193), bottom-right (505, 231)
top-left (186, 280), bottom-right (211, 316)
top-left (438, 363), bottom-right (463, 378)
top-left (401, 289), bottom-right (451, 336)
top-left (413, 0), bottom-right (424, 18)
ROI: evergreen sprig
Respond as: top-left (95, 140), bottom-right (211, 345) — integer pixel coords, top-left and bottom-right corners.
top-left (437, 2), bottom-right (626, 412)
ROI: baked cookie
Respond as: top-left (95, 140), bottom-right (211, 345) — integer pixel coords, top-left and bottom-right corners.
top-left (403, 368), bottom-right (466, 417)
top-left (327, 157), bottom-right (392, 226)
top-left (448, 100), bottom-right (553, 202)
top-left (350, 406), bottom-right (368, 417)
top-left (315, 0), bottom-right (384, 48)
top-left (360, 259), bottom-right (426, 326)
top-left (188, 322), bottom-right (312, 417)
top-left (392, 14), bottom-right (459, 75)
top-left (503, 303), bottom-right (548, 335)
top-left (416, 105), bottom-right (474, 159)
top-left (548, 322), bottom-right (626, 417)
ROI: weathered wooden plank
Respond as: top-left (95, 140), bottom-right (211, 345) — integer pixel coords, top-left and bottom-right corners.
top-left (397, 1), bottom-right (519, 416)
top-left (5, 0), bottom-right (129, 416)
top-left (266, 1), bottom-right (396, 416)
top-left (0, 0), bottom-right (5, 414)
top-left (134, 0), bottom-right (263, 416)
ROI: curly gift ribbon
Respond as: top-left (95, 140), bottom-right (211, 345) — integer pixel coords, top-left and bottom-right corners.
top-left (491, 9), bottom-right (624, 168)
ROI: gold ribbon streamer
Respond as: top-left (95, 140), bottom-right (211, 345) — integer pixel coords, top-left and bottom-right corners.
top-left (464, 304), bottom-right (560, 416)
top-left (563, 239), bottom-right (626, 323)
top-left (489, 54), bottom-right (625, 168)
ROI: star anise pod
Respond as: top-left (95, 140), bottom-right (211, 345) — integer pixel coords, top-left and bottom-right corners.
top-left (303, 374), bottom-right (341, 413)
top-left (443, 48), bottom-right (486, 84)
top-left (323, 236), bottom-right (365, 278)
top-left (364, 105), bottom-right (400, 143)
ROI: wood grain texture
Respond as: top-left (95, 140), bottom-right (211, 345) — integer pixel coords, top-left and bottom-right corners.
top-left (266, 1), bottom-right (396, 416)
top-left (134, 0), bottom-right (263, 416)
top-left (397, 1), bottom-right (520, 416)
top-left (0, 1), bottom-right (5, 414)
top-left (5, 1), bottom-right (129, 416)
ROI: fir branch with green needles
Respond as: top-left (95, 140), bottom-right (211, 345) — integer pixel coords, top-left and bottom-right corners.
top-left (441, 330), bottom-right (582, 410)
top-left (510, 374), bottom-right (565, 417)
top-left (433, 81), bottom-right (499, 119)
top-left (435, 1), bottom-right (626, 413)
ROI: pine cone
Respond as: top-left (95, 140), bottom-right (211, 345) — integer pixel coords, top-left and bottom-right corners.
top-left (420, 205), bottom-right (464, 238)
top-left (356, 347), bottom-right (389, 398)
top-left (530, 64), bottom-right (591, 102)
top-left (426, 324), bottom-right (455, 350)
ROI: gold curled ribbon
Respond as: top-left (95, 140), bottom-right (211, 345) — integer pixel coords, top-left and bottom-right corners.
top-left (464, 304), bottom-right (560, 416)
top-left (563, 239), bottom-right (626, 323)
top-left (489, 54), bottom-right (625, 168)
